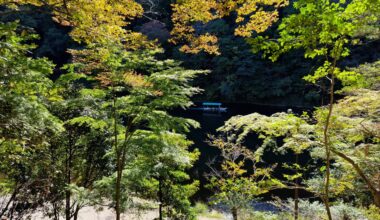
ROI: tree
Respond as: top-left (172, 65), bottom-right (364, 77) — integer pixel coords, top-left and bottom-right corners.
top-left (216, 112), bottom-right (316, 220)
top-left (248, 0), bottom-right (380, 219)
top-left (0, 21), bottom-right (63, 219)
top-left (170, 0), bottom-right (289, 54)
top-left (206, 135), bottom-right (284, 220)
top-left (214, 59), bottom-right (380, 213)
top-left (322, 60), bottom-right (380, 208)
top-left (45, 69), bottom-right (112, 220)
top-left (0, 0), bottom-right (145, 46)
top-left (70, 44), bottom-right (205, 219)
top-left (125, 131), bottom-right (200, 219)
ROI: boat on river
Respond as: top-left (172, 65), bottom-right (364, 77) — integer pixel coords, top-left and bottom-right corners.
top-left (190, 102), bottom-right (227, 113)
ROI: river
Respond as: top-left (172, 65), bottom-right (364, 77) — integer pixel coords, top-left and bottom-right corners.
top-left (174, 102), bottom-right (311, 201)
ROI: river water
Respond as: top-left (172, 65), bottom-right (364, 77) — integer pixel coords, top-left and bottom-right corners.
top-left (175, 102), bottom-right (310, 201)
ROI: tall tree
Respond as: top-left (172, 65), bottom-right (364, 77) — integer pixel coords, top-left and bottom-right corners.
top-left (0, 21), bottom-right (63, 219)
top-left (249, 0), bottom-right (380, 218)
top-left (46, 70), bottom-right (112, 220)
top-left (125, 131), bottom-right (200, 219)
top-left (70, 45), bottom-right (205, 219)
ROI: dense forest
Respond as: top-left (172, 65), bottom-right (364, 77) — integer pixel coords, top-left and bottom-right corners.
top-left (0, 0), bottom-right (379, 220)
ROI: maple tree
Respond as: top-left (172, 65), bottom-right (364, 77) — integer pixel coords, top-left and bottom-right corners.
top-left (0, 0), bottom-right (144, 45)
top-left (170, 0), bottom-right (289, 54)
top-left (207, 135), bottom-right (283, 220)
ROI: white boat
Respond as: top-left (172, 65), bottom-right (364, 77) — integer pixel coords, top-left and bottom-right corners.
top-left (191, 102), bottom-right (227, 112)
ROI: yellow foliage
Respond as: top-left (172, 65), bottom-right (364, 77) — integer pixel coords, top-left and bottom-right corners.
top-left (123, 71), bottom-right (152, 88)
top-left (235, 11), bottom-right (279, 37)
top-left (1, 0), bottom-right (144, 45)
top-left (171, 0), bottom-right (289, 54)
top-left (179, 34), bottom-right (220, 55)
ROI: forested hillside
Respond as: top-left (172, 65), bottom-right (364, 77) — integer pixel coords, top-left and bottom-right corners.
top-left (1, 1), bottom-right (378, 106)
top-left (0, 0), bottom-right (379, 220)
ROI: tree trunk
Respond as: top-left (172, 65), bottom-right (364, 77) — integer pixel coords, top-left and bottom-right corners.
top-left (232, 207), bottom-right (238, 220)
top-left (374, 191), bottom-right (380, 208)
top-left (116, 143), bottom-right (130, 220)
top-left (65, 138), bottom-right (73, 220)
top-left (73, 205), bottom-right (80, 220)
top-left (322, 64), bottom-right (337, 220)
top-left (294, 153), bottom-right (299, 220)
top-left (53, 202), bottom-right (60, 220)
top-left (113, 90), bottom-right (135, 220)
top-left (115, 158), bottom-right (122, 220)
top-left (331, 148), bottom-right (380, 208)
top-left (158, 177), bottom-right (163, 220)
top-left (113, 92), bottom-right (122, 220)
top-left (0, 187), bottom-right (17, 218)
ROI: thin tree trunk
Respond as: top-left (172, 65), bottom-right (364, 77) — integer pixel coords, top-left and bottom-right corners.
top-left (113, 92), bottom-right (122, 220)
top-left (322, 59), bottom-right (337, 220)
top-left (294, 153), bottom-right (299, 220)
top-left (331, 148), bottom-right (380, 208)
top-left (0, 187), bottom-right (18, 218)
top-left (232, 207), bottom-right (238, 220)
top-left (73, 205), bottom-right (80, 220)
top-left (374, 192), bottom-right (380, 208)
top-left (115, 162), bottom-right (122, 220)
top-left (158, 177), bottom-right (163, 220)
top-left (53, 202), bottom-right (60, 220)
top-left (113, 88), bottom-right (137, 220)
top-left (65, 137), bottom-right (73, 220)
top-left (321, 37), bottom-right (349, 220)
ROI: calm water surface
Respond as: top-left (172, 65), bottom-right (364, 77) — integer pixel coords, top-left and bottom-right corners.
top-left (175, 103), bottom-right (310, 201)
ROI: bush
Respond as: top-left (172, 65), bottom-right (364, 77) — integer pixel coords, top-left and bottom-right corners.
top-left (239, 209), bottom-right (279, 220)
top-left (273, 199), bottom-right (370, 220)
top-left (193, 202), bottom-right (208, 215)
top-left (363, 205), bottom-right (380, 220)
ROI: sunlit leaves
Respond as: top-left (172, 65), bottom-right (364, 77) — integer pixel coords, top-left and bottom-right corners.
top-left (0, 22), bottom-right (64, 210)
top-left (343, 61), bottom-right (380, 92)
top-left (68, 41), bottom-right (204, 216)
top-left (0, 0), bottom-right (144, 46)
top-left (235, 11), bottom-right (279, 37)
top-left (171, 0), bottom-right (288, 54)
top-left (66, 116), bottom-right (107, 130)
top-left (219, 112), bottom-right (314, 154)
top-left (207, 135), bottom-right (284, 213)
top-left (254, 0), bottom-right (379, 66)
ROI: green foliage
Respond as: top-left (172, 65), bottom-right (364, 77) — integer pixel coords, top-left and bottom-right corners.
top-left (364, 205), bottom-right (380, 220)
top-left (245, 1), bottom-right (380, 218)
top-left (193, 202), bottom-right (208, 215)
top-left (274, 199), bottom-right (371, 220)
top-left (66, 42), bottom-right (206, 218)
top-left (250, 0), bottom-right (380, 86)
top-left (219, 112), bottom-right (314, 155)
top-left (239, 210), bottom-right (279, 220)
top-left (0, 21), bottom-right (64, 218)
top-left (207, 136), bottom-right (284, 217)
top-left (343, 61), bottom-right (380, 92)
top-left (0, 1), bottom-right (379, 219)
